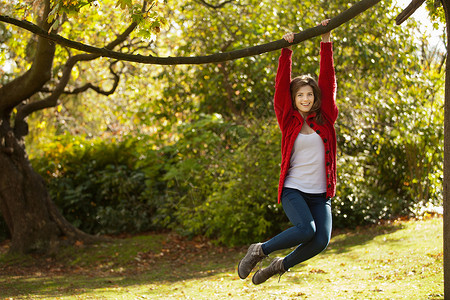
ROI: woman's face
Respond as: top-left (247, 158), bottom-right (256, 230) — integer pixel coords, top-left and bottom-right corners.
top-left (294, 85), bottom-right (314, 116)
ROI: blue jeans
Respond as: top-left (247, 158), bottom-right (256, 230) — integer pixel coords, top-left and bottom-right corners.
top-left (261, 187), bottom-right (332, 270)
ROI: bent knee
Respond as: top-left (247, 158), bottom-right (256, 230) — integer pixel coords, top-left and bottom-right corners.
top-left (312, 234), bottom-right (330, 252)
top-left (295, 223), bottom-right (316, 242)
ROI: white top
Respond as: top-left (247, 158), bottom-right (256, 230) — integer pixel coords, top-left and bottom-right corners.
top-left (283, 132), bottom-right (327, 193)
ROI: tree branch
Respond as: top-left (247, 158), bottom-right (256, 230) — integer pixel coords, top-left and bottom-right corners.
top-left (195, 0), bottom-right (234, 9)
top-left (14, 55), bottom-right (84, 137)
top-left (0, 0), bottom-right (55, 116)
top-left (65, 61), bottom-right (120, 95)
top-left (0, 0), bottom-right (382, 65)
top-left (396, 0), bottom-right (426, 25)
top-left (13, 19), bottom-right (138, 130)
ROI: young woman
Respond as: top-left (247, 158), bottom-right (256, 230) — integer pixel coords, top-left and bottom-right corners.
top-left (238, 19), bottom-right (337, 285)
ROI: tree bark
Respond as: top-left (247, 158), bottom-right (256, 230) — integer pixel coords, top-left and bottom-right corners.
top-left (395, 0), bottom-right (426, 25)
top-left (0, 0), bottom-right (382, 65)
top-left (442, 0), bottom-right (450, 297)
top-left (0, 0), bottom-right (116, 254)
top-left (0, 119), bottom-right (104, 253)
top-left (397, 1), bottom-right (448, 295)
top-left (0, 4), bottom-right (55, 114)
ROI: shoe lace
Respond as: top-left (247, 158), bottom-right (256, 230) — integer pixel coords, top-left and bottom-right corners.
top-left (277, 260), bottom-right (287, 283)
top-left (277, 270), bottom-right (286, 283)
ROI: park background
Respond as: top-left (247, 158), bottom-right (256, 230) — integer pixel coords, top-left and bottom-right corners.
top-left (0, 0), bottom-right (446, 298)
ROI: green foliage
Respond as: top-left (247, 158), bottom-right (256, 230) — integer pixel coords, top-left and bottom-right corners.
top-left (197, 122), bottom-right (286, 245)
top-left (25, 96), bottom-right (444, 243)
top-left (159, 0), bottom-right (312, 120)
top-left (48, 0), bottom-right (96, 21)
top-left (161, 114), bottom-right (286, 245)
top-left (31, 135), bottom-right (165, 234)
top-left (45, 0), bottom-right (167, 35)
top-left (2, 0), bottom-right (444, 245)
top-left (425, 0), bottom-right (446, 28)
top-left (27, 115), bottom-right (289, 245)
top-left (152, 0), bottom-right (445, 236)
top-left (331, 2), bottom-right (445, 226)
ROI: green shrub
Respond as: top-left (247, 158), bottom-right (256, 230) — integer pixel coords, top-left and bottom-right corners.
top-left (163, 116), bottom-right (287, 245)
top-left (197, 122), bottom-right (287, 246)
top-left (22, 110), bottom-right (443, 244)
top-left (333, 154), bottom-right (405, 228)
top-left (334, 84), bottom-right (444, 227)
top-left (31, 135), bottom-right (165, 235)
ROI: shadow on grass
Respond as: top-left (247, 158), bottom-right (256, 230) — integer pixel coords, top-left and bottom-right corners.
top-left (0, 233), bottom-right (243, 299)
top-left (0, 221), bottom-right (406, 299)
top-left (0, 264), bottom-right (238, 299)
top-left (326, 221), bottom-right (405, 254)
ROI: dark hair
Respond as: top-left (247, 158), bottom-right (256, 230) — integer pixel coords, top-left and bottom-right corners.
top-left (290, 75), bottom-right (323, 124)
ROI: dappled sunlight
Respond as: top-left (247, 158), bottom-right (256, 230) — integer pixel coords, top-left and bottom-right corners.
top-left (0, 0), bottom-right (447, 298)
top-left (0, 217), bottom-right (442, 299)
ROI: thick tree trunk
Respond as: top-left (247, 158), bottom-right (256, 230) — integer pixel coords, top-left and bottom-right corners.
top-left (442, 0), bottom-right (450, 297)
top-left (0, 0), bottom-right (110, 254)
top-left (397, 0), bottom-right (448, 295)
top-left (0, 119), bottom-right (58, 253)
top-left (0, 118), bottom-right (103, 253)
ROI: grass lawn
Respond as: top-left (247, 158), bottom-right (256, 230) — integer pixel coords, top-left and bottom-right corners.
top-left (0, 216), bottom-right (443, 299)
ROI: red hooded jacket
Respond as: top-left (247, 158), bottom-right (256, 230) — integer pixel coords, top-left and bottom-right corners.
top-left (274, 42), bottom-right (337, 203)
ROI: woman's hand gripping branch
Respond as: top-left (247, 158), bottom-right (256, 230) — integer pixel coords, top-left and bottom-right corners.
top-left (283, 19), bottom-right (331, 50)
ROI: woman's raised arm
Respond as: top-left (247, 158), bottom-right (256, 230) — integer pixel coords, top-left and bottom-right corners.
top-left (318, 19), bottom-right (338, 124)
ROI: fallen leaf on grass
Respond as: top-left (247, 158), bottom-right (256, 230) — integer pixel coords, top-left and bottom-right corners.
top-left (290, 291), bottom-right (306, 297)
